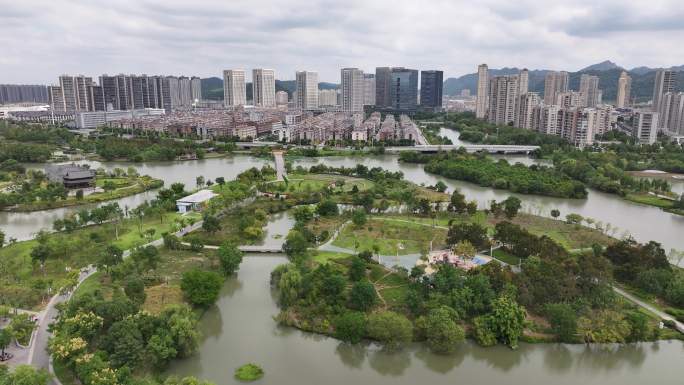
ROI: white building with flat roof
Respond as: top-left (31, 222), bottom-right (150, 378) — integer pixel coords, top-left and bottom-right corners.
top-left (176, 189), bottom-right (218, 213)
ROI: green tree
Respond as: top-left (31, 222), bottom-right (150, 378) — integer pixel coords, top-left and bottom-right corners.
top-left (106, 319), bottom-right (145, 368)
top-left (99, 245), bottom-right (123, 274)
top-left (422, 306), bottom-right (465, 354)
top-left (333, 311), bottom-right (367, 344)
top-left (124, 275), bottom-right (147, 305)
top-left (283, 230), bottom-right (309, 257)
top-left (487, 296), bottom-right (526, 348)
top-left (351, 209), bottom-right (367, 227)
top-left (503, 196), bottom-right (522, 219)
top-left (201, 214), bottom-right (221, 234)
top-left (366, 311), bottom-right (413, 350)
top-left (348, 257), bottom-right (366, 281)
top-left (0, 328), bottom-right (12, 357)
top-left (0, 365), bottom-right (50, 385)
top-left (544, 303), bottom-right (577, 343)
top-left (180, 269), bottom-right (224, 308)
top-left (550, 209), bottom-right (560, 219)
top-left (217, 242), bottom-right (243, 276)
top-left (472, 316), bottom-right (497, 347)
top-left (434, 181), bottom-right (448, 193)
top-left (348, 280), bottom-right (377, 311)
top-left (316, 199), bottom-right (339, 217)
top-left (449, 189), bottom-right (467, 214)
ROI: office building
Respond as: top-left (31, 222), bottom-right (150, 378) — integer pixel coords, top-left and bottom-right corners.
top-left (488, 75), bottom-right (519, 125)
top-left (296, 71), bottom-right (319, 110)
top-left (252, 69), bottom-right (276, 107)
top-left (363, 73), bottom-right (375, 106)
top-left (341, 68), bottom-right (365, 112)
top-left (475, 64), bottom-right (489, 119)
top-left (634, 110), bottom-right (659, 144)
top-left (420, 70), bottom-right (443, 111)
top-left (275, 91), bottom-right (289, 105)
top-left (375, 67), bottom-right (392, 108)
top-left (579, 74), bottom-right (600, 107)
top-left (388, 68), bottom-right (418, 113)
top-left (616, 71), bottom-right (632, 108)
top-left (543, 71), bottom-right (569, 105)
top-left (223, 69), bottom-right (247, 107)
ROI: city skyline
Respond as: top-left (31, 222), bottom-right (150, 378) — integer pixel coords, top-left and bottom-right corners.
top-left (2, 0), bottom-right (684, 84)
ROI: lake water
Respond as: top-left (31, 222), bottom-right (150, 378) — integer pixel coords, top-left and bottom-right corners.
top-left (166, 255), bottom-right (684, 385)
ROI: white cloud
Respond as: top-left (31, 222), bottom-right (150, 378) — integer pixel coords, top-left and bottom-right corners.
top-left (0, 0), bottom-right (682, 84)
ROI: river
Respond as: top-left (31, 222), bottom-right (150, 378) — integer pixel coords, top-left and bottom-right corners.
top-left (165, 255), bottom-right (684, 385)
top-left (3, 152), bottom-right (683, 255)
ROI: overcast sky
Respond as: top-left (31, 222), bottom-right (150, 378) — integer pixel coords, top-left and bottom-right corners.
top-left (1, 0), bottom-right (683, 84)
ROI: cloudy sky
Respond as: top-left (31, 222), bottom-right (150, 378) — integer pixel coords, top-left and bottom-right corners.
top-left (1, 0), bottom-right (683, 84)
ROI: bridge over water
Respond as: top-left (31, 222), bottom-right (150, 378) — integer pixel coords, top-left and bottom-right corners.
top-left (384, 144), bottom-right (540, 154)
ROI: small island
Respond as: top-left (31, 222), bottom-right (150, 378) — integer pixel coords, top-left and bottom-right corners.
top-left (0, 161), bottom-right (163, 212)
top-left (234, 364), bottom-right (264, 382)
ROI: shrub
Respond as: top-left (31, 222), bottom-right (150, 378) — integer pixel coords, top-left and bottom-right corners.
top-left (366, 311), bottom-right (413, 350)
top-left (333, 311), bottom-right (367, 344)
top-left (234, 363), bottom-right (264, 382)
top-left (180, 269), bottom-right (223, 308)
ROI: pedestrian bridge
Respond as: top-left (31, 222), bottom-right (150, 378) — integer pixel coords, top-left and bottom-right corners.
top-left (238, 245), bottom-right (284, 253)
top-left (385, 144), bottom-right (540, 154)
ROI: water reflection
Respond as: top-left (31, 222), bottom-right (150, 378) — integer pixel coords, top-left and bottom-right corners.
top-left (413, 345), bottom-right (464, 374)
top-left (368, 348), bottom-right (412, 376)
top-left (335, 343), bottom-right (367, 369)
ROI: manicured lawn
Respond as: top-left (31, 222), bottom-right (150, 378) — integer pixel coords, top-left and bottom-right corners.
top-left (626, 193), bottom-right (675, 209)
top-left (332, 219), bottom-right (448, 256)
top-left (312, 251), bottom-right (353, 263)
top-left (264, 173), bottom-right (374, 194)
top-left (492, 248), bottom-right (520, 265)
top-left (487, 213), bottom-right (615, 250)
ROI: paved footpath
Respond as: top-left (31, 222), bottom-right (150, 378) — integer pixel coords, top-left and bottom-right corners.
top-left (612, 286), bottom-right (684, 333)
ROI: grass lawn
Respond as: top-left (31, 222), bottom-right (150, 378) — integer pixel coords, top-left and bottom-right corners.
top-left (626, 193), bottom-right (676, 209)
top-left (492, 248), bottom-right (521, 265)
top-left (488, 213), bottom-right (615, 250)
top-left (264, 173), bottom-right (374, 194)
top-left (312, 251), bottom-right (353, 264)
top-left (306, 215), bottom-right (348, 243)
top-left (333, 219), bottom-right (448, 256)
top-left (71, 271), bottom-right (112, 302)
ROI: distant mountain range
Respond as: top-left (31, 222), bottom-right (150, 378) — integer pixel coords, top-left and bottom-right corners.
top-left (444, 61), bottom-right (684, 102)
top-left (200, 77), bottom-right (338, 101)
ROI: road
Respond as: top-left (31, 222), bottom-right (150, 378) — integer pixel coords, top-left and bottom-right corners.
top-left (612, 286), bottom-right (684, 333)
